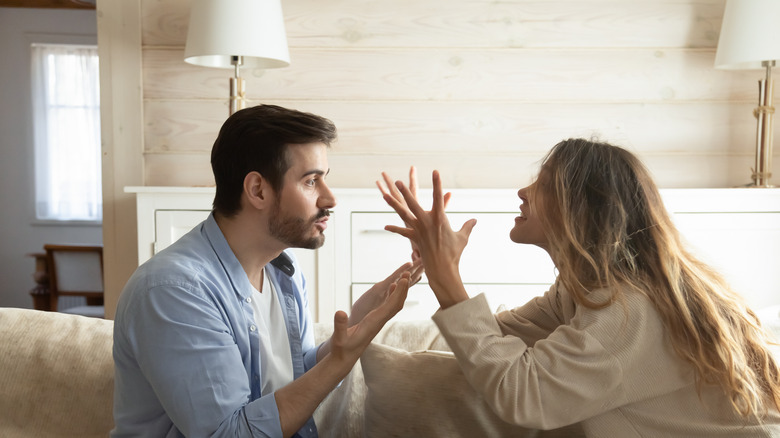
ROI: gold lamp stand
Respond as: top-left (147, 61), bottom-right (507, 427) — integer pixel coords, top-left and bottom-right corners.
top-left (753, 60), bottom-right (775, 187)
top-left (229, 56), bottom-right (246, 116)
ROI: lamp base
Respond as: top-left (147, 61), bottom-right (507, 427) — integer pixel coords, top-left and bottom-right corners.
top-left (229, 76), bottom-right (246, 116)
top-left (229, 55), bottom-right (246, 116)
top-left (749, 62), bottom-right (774, 187)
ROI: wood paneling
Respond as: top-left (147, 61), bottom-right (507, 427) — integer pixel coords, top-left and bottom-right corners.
top-left (142, 151), bottom-right (757, 189)
top-left (144, 100), bottom-right (756, 155)
top-left (141, 0), bottom-right (724, 49)
top-left (142, 48), bottom-right (758, 102)
top-left (135, 0), bottom-right (778, 190)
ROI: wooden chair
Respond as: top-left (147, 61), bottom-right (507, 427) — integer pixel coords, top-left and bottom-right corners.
top-left (44, 244), bottom-right (104, 318)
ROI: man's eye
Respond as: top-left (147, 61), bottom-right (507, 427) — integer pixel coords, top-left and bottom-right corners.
top-left (305, 179), bottom-right (316, 186)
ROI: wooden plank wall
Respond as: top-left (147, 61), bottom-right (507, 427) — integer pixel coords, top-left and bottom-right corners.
top-left (139, 0), bottom-right (774, 189)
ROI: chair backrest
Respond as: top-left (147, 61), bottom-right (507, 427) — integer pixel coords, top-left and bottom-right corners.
top-left (44, 245), bottom-right (104, 313)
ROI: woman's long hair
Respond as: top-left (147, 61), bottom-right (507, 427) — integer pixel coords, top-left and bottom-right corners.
top-left (535, 138), bottom-right (780, 417)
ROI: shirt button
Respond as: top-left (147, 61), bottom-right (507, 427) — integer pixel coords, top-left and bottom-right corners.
top-left (246, 297), bottom-right (252, 303)
top-left (286, 297), bottom-right (293, 308)
top-left (249, 325), bottom-right (256, 332)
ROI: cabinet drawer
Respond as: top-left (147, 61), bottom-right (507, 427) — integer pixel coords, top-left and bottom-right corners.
top-left (351, 283), bottom-right (551, 321)
top-left (351, 212), bottom-right (556, 285)
top-left (155, 210), bottom-right (210, 254)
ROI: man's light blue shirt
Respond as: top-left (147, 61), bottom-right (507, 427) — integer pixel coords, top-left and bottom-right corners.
top-left (112, 213), bottom-right (320, 438)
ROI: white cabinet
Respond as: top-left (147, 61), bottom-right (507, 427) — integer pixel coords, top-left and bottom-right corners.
top-left (127, 187), bottom-right (780, 322)
top-left (339, 189), bottom-right (557, 320)
top-left (663, 190), bottom-right (780, 311)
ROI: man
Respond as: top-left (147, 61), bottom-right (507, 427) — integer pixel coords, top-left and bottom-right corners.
top-left (111, 105), bottom-right (419, 437)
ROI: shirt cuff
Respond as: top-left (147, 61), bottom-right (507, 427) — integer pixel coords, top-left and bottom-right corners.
top-left (243, 392), bottom-right (284, 438)
top-left (303, 342), bottom-right (321, 371)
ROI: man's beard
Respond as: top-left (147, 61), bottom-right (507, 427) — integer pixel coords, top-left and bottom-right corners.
top-left (268, 201), bottom-right (330, 250)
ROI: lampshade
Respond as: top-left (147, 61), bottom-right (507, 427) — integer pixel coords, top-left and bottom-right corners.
top-left (715, 0), bottom-right (780, 70)
top-left (184, 0), bottom-right (290, 69)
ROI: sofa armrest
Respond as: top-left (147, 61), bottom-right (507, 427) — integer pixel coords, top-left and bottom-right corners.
top-left (0, 308), bottom-right (114, 438)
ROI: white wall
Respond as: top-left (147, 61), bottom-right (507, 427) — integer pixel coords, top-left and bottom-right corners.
top-left (0, 7), bottom-right (102, 309)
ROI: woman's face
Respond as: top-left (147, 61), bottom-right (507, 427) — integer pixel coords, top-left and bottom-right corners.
top-left (509, 172), bottom-right (550, 251)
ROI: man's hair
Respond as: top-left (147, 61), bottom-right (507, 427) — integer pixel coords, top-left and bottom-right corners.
top-left (210, 104), bottom-right (337, 217)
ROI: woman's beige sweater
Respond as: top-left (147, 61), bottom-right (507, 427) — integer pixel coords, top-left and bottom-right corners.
top-left (432, 283), bottom-right (780, 437)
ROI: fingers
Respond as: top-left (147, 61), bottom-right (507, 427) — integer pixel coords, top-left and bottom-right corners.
top-left (408, 262), bottom-right (425, 286)
top-left (459, 218), bottom-right (478, 239)
top-left (384, 224), bottom-right (415, 241)
top-left (383, 277), bottom-right (410, 317)
top-left (394, 180), bottom-right (427, 220)
top-left (409, 166), bottom-right (418, 198)
top-left (394, 259), bottom-right (422, 280)
top-left (381, 183), bottom-right (419, 224)
top-left (332, 310), bottom-right (349, 346)
top-left (375, 179), bottom-right (389, 198)
top-left (379, 172), bottom-right (401, 200)
top-left (357, 277), bottom-right (409, 338)
top-left (431, 170), bottom-right (445, 215)
top-left (389, 261), bottom-right (414, 278)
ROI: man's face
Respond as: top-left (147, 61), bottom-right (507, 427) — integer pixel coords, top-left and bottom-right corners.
top-left (268, 143), bottom-right (336, 249)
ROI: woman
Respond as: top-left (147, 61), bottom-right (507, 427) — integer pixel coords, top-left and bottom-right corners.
top-left (378, 138), bottom-right (780, 437)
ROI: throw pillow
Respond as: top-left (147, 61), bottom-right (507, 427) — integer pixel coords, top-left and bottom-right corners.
top-left (361, 343), bottom-right (583, 438)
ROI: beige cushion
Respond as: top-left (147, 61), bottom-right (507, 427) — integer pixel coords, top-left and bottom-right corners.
top-left (361, 342), bottom-right (583, 438)
top-left (314, 319), bottom-right (451, 438)
top-left (0, 308), bottom-right (114, 438)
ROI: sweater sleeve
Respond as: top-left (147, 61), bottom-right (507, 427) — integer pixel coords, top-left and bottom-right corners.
top-left (433, 289), bottom-right (695, 430)
top-left (432, 293), bottom-right (626, 430)
top-left (494, 284), bottom-right (571, 346)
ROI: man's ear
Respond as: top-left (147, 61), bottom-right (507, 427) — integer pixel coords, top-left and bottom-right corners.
top-left (243, 171), bottom-right (272, 211)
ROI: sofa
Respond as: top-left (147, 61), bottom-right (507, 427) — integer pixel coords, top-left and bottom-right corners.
top-left (0, 307), bottom-right (586, 437)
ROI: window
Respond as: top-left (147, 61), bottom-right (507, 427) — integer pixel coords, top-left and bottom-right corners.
top-left (31, 43), bottom-right (101, 222)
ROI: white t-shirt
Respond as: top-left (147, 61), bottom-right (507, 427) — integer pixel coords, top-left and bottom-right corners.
top-left (250, 267), bottom-right (294, 395)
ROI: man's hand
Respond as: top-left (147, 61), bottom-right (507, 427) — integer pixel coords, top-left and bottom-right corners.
top-left (330, 272), bottom-right (411, 364)
top-left (349, 260), bottom-right (423, 326)
top-left (316, 265), bottom-right (418, 362)
top-left (277, 273), bottom-right (412, 437)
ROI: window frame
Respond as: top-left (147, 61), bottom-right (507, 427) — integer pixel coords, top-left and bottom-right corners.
top-left (26, 32), bottom-right (102, 227)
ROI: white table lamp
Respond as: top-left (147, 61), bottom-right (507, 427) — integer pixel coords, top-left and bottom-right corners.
top-left (715, 0), bottom-right (780, 187)
top-left (184, 0), bottom-right (290, 116)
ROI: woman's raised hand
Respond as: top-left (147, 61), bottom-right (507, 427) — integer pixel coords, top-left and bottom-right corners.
top-left (376, 167), bottom-right (453, 259)
top-left (378, 169), bottom-right (476, 309)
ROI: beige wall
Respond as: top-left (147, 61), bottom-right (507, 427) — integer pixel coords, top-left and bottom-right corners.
top-left (99, 0), bottom-right (776, 317)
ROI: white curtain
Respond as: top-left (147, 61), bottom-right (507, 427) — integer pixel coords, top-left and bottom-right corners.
top-left (31, 44), bottom-right (102, 221)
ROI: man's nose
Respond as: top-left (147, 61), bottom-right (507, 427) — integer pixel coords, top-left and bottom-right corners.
top-left (319, 183), bottom-right (337, 209)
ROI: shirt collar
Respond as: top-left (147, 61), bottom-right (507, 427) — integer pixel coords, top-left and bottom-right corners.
top-left (270, 252), bottom-right (295, 277)
top-left (203, 213), bottom-right (295, 300)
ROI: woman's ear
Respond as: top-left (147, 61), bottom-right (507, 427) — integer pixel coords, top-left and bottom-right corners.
top-left (243, 171), bottom-right (271, 211)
